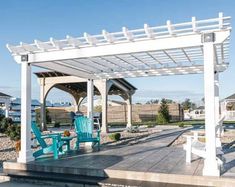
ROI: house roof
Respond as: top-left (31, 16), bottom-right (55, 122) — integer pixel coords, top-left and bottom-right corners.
top-left (0, 92), bottom-right (11, 98)
top-left (197, 106), bottom-right (205, 110)
top-left (225, 93), bottom-right (235, 100)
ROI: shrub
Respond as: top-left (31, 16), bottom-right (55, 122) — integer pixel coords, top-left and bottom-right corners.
top-left (178, 122), bottom-right (184, 128)
top-left (46, 109), bottom-right (52, 123)
top-left (0, 117), bottom-right (20, 141)
top-left (109, 133), bottom-right (121, 141)
top-left (7, 124), bottom-right (20, 141)
top-left (146, 121), bottom-right (155, 128)
top-left (0, 114), bottom-right (4, 122)
top-left (54, 122), bottom-right (61, 128)
top-left (157, 99), bottom-right (170, 125)
top-left (0, 117), bottom-right (13, 133)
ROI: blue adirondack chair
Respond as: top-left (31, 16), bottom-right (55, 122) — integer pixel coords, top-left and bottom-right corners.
top-left (74, 116), bottom-right (100, 150)
top-left (31, 122), bottom-right (65, 159)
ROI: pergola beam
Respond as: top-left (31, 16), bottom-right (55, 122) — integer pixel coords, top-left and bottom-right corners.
top-left (34, 61), bottom-right (96, 79)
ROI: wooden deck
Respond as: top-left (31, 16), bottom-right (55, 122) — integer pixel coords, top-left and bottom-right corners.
top-left (3, 128), bottom-right (235, 186)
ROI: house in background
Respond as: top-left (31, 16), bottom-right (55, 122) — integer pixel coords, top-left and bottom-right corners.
top-left (0, 92), bottom-right (11, 117)
top-left (184, 106), bottom-right (205, 120)
top-left (221, 93), bottom-right (235, 121)
top-left (9, 98), bottom-right (40, 122)
top-left (184, 93), bottom-right (235, 121)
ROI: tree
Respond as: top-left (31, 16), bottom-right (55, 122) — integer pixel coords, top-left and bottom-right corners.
top-left (201, 97), bottom-right (205, 104)
top-left (46, 108), bottom-right (52, 123)
top-left (165, 99), bottom-right (174, 104)
top-left (146, 99), bottom-right (159, 104)
top-left (181, 98), bottom-right (196, 110)
top-left (157, 98), bottom-right (170, 124)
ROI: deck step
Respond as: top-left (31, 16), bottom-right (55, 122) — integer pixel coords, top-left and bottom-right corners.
top-left (3, 169), bottom-right (206, 187)
top-left (4, 169), bottom-right (105, 185)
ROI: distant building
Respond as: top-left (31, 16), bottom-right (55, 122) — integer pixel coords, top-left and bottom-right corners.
top-left (0, 92), bottom-right (11, 117)
top-left (8, 98), bottom-right (73, 122)
top-left (221, 93), bottom-right (235, 121)
top-left (189, 106), bottom-right (205, 120)
top-left (9, 98), bottom-right (40, 122)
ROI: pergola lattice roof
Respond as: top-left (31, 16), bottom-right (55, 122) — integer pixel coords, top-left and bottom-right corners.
top-left (7, 13), bottom-right (231, 79)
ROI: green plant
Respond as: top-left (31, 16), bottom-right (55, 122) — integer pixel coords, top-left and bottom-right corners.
top-left (146, 121), bottom-right (155, 128)
top-left (6, 124), bottom-right (20, 141)
top-left (46, 108), bottom-right (52, 123)
top-left (178, 122), bottom-right (184, 128)
top-left (109, 133), bottom-right (121, 141)
top-left (0, 117), bottom-right (13, 133)
top-left (0, 114), bottom-right (5, 122)
top-left (54, 121), bottom-right (61, 128)
top-left (157, 98), bottom-right (170, 125)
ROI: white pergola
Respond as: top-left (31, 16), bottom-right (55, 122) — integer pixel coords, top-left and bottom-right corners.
top-left (7, 13), bottom-right (231, 177)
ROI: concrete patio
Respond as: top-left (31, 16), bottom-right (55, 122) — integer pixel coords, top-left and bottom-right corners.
top-left (3, 127), bottom-right (235, 186)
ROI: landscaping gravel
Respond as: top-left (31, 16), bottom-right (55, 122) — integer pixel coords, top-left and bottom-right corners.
top-left (0, 134), bottom-right (17, 172)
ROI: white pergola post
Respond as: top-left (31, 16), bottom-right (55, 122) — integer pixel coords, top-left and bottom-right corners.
top-left (215, 73), bottom-right (222, 144)
top-left (87, 79), bottom-right (94, 125)
top-left (18, 62), bottom-right (34, 163)
top-left (101, 80), bottom-right (108, 133)
top-left (126, 95), bottom-right (132, 128)
top-left (203, 33), bottom-right (220, 176)
top-left (86, 79), bottom-right (94, 148)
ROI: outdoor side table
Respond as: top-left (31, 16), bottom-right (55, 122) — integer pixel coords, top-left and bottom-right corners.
top-left (61, 136), bottom-right (73, 152)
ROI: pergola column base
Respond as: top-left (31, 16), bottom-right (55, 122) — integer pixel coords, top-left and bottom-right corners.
top-left (203, 162), bottom-right (220, 177)
top-left (17, 150), bottom-right (34, 163)
top-left (126, 123), bottom-right (132, 128)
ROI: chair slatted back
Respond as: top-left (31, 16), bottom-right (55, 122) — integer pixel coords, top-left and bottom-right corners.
top-left (74, 116), bottom-right (93, 140)
top-left (31, 122), bottom-right (47, 148)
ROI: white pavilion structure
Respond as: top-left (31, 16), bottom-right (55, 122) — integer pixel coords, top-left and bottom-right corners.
top-left (7, 13), bottom-right (231, 176)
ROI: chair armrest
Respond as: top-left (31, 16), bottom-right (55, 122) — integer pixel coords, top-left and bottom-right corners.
top-left (41, 134), bottom-right (61, 139)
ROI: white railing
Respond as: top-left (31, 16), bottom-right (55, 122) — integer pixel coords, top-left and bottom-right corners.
top-left (7, 12), bottom-right (231, 55)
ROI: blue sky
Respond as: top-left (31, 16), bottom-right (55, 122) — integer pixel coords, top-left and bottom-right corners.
top-left (0, 0), bottom-right (235, 105)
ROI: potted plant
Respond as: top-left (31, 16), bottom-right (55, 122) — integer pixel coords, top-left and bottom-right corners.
top-left (63, 130), bottom-right (71, 137)
top-left (15, 140), bottom-right (21, 153)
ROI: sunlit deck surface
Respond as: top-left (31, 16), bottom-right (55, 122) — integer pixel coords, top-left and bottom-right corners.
top-left (4, 127), bottom-right (235, 186)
